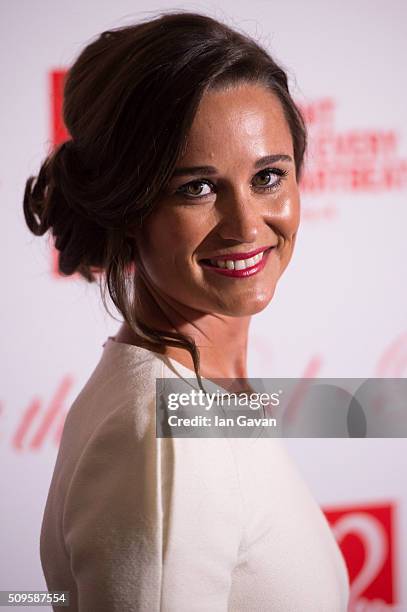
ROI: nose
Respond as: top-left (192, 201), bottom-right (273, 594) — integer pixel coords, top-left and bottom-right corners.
top-left (215, 188), bottom-right (260, 244)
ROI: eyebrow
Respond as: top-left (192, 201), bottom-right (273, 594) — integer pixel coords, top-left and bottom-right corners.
top-left (171, 154), bottom-right (293, 177)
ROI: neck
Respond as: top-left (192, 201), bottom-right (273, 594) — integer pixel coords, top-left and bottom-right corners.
top-left (115, 274), bottom-right (251, 380)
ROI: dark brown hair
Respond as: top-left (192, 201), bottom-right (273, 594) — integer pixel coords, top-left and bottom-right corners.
top-left (23, 10), bottom-right (307, 386)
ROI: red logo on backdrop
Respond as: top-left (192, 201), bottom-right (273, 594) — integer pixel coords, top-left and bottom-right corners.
top-left (375, 332), bottom-right (407, 378)
top-left (298, 98), bottom-right (407, 193)
top-left (10, 376), bottom-right (74, 450)
top-left (49, 70), bottom-right (71, 278)
top-left (297, 98), bottom-right (407, 222)
top-left (324, 502), bottom-right (398, 609)
top-left (51, 70), bottom-right (69, 145)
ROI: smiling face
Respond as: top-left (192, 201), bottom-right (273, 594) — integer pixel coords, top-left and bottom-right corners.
top-left (134, 82), bottom-right (301, 317)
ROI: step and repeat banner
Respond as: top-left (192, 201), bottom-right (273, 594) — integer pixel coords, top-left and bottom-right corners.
top-left (1, 0), bottom-right (406, 609)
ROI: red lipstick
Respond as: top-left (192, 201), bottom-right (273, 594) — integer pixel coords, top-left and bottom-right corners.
top-left (205, 245), bottom-right (272, 263)
top-left (199, 246), bottom-right (275, 278)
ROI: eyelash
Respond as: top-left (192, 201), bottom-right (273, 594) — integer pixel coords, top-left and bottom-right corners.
top-left (175, 168), bottom-right (289, 201)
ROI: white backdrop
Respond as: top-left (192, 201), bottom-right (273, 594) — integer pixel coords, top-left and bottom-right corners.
top-left (1, 0), bottom-right (406, 609)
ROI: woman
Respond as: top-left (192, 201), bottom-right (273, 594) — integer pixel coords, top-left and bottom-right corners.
top-left (24, 10), bottom-right (350, 611)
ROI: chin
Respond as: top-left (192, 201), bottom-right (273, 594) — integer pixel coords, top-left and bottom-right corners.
top-left (216, 288), bottom-right (276, 317)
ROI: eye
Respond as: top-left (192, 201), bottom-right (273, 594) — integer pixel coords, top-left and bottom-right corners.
top-left (175, 179), bottom-right (215, 200)
top-left (252, 168), bottom-right (289, 191)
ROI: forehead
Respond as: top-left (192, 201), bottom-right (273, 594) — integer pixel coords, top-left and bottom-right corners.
top-left (181, 83), bottom-right (293, 162)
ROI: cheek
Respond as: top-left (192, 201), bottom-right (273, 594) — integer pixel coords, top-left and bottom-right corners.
top-left (136, 208), bottom-right (209, 278)
top-left (279, 194), bottom-right (301, 266)
top-left (281, 182), bottom-right (301, 226)
top-left (284, 196), bottom-right (301, 238)
top-left (267, 190), bottom-right (301, 243)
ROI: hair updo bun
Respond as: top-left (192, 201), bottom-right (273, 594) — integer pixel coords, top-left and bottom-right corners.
top-left (22, 10), bottom-right (307, 385)
top-left (23, 140), bottom-right (112, 281)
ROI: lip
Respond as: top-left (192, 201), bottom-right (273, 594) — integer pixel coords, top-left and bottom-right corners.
top-left (199, 246), bottom-right (275, 278)
top-left (200, 245), bottom-right (274, 263)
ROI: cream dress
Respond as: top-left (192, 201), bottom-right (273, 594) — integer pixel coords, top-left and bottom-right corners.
top-left (40, 336), bottom-right (350, 611)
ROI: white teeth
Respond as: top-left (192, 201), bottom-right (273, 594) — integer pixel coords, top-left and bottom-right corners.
top-left (210, 251), bottom-right (264, 270)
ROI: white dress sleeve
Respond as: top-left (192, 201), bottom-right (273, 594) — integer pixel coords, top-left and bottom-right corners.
top-left (62, 401), bottom-right (244, 612)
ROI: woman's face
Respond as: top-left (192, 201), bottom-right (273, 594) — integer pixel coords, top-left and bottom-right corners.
top-left (134, 82), bottom-right (300, 317)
